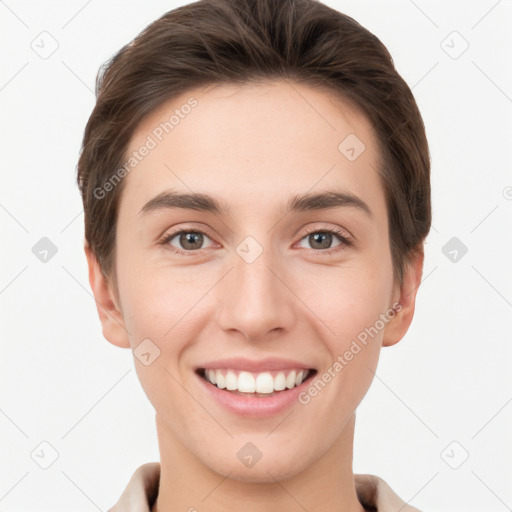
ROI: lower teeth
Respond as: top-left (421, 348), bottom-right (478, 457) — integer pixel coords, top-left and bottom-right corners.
top-left (223, 388), bottom-right (286, 397)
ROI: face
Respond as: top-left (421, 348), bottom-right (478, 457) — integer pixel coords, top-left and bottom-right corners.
top-left (87, 79), bottom-right (421, 483)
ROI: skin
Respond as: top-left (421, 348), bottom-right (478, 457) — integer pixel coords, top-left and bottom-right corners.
top-left (85, 79), bottom-right (424, 511)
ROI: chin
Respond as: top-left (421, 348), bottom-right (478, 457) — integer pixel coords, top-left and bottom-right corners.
top-left (203, 448), bottom-right (313, 484)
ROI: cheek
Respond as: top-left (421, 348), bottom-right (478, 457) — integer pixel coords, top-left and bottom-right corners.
top-left (117, 268), bottom-right (203, 419)
top-left (116, 262), bottom-right (210, 399)
top-left (298, 277), bottom-right (388, 425)
top-left (116, 254), bottom-right (199, 343)
top-left (321, 263), bottom-right (393, 397)
top-left (307, 261), bottom-right (392, 344)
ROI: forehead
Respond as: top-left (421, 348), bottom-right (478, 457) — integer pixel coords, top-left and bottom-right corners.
top-left (119, 80), bottom-right (385, 222)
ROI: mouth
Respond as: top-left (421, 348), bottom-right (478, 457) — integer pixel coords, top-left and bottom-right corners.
top-left (195, 367), bottom-right (318, 398)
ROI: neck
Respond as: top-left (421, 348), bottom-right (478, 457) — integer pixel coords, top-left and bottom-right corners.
top-left (151, 412), bottom-right (366, 512)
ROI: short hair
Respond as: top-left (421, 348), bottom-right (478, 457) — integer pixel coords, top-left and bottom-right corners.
top-left (77, 0), bottom-right (431, 289)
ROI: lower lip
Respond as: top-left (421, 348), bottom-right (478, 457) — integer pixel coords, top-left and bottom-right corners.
top-left (196, 371), bottom-right (315, 418)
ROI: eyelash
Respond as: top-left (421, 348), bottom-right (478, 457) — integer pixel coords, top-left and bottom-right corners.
top-left (158, 224), bottom-right (353, 256)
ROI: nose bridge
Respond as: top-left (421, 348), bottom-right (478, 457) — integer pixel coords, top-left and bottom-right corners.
top-left (215, 235), bottom-right (295, 338)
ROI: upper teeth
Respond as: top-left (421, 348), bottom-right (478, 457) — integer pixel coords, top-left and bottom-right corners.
top-left (204, 369), bottom-right (310, 393)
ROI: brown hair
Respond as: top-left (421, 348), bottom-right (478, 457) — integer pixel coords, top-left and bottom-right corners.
top-left (77, 0), bottom-right (431, 290)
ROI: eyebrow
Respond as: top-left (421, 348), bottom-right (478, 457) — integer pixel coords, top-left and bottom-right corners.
top-left (139, 189), bottom-right (373, 219)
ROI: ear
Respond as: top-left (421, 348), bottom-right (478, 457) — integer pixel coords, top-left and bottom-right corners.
top-left (381, 249), bottom-right (424, 348)
top-left (84, 241), bottom-right (131, 349)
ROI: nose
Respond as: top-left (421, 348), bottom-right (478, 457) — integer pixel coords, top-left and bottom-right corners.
top-left (215, 240), bottom-right (296, 341)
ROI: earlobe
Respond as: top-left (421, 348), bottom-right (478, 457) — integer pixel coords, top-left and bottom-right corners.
top-left (381, 249), bottom-right (424, 348)
top-left (84, 242), bottom-right (131, 349)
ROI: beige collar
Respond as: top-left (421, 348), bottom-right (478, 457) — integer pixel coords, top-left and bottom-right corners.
top-left (108, 462), bottom-right (424, 512)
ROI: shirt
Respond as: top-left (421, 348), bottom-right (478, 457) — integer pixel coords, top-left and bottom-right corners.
top-left (107, 462), bottom-right (424, 512)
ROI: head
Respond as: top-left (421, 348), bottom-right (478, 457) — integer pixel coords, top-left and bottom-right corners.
top-left (79, 0), bottom-right (430, 482)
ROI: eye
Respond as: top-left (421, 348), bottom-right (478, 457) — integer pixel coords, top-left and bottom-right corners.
top-left (158, 224), bottom-right (353, 256)
top-left (296, 226), bottom-right (352, 254)
top-left (159, 229), bottom-right (214, 255)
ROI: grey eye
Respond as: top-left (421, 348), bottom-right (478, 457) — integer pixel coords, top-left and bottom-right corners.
top-left (168, 231), bottom-right (213, 251)
top-left (298, 232), bottom-right (342, 250)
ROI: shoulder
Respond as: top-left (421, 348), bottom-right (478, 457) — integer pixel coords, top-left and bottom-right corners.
top-left (354, 473), bottom-right (424, 512)
top-left (107, 462), bottom-right (160, 512)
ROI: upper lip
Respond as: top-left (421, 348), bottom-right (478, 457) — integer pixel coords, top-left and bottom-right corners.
top-left (196, 357), bottom-right (316, 373)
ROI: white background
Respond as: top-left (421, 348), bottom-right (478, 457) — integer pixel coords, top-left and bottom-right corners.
top-left (1, 1), bottom-right (511, 511)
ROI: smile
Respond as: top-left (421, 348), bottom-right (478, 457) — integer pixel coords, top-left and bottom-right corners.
top-left (198, 368), bottom-right (315, 396)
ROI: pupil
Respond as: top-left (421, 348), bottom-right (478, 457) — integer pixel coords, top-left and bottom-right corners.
top-left (311, 232), bottom-right (331, 249)
top-left (181, 232), bottom-right (202, 250)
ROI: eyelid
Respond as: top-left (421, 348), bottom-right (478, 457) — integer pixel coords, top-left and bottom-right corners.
top-left (300, 223), bottom-right (352, 241)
